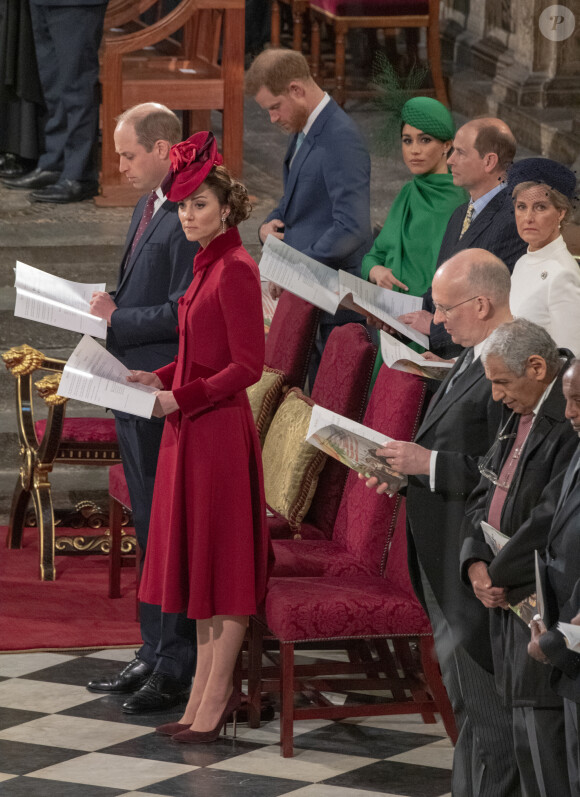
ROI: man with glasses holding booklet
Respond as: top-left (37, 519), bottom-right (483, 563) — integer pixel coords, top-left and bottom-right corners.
top-left (363, 248), bottom-right (519, 796)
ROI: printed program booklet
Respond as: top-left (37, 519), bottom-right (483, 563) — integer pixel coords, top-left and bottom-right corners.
top-left (480, 521), bottom-right (539, 626)
top-left (380, 331), bottom-right (454, 379)
top-left (58, 335), bottom-right (158, 419)
top-left (14, 260), bottom-right (107, 339)
top-left (259, 236), bottom-right (428, 348)
top-left (306, 405), bottom-right (407, 495)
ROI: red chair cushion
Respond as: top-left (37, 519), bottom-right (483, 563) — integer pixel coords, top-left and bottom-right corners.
top-left (311, 0), bottom-right (428, 17)
top-left (265, 292), bottom-right (319, 388)
top-left (271, 539), bottom-right (371, 578)
top-left (331, 367), bottom-right (426, 572)
top-left (264, 575), bottom-right (430, 641)
top-left (35, 417), bottom-right (118, 444)
top-left (109, 463), bottom-right (132, 509)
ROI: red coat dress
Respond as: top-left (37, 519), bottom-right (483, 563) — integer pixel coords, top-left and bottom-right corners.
top-left (139, 227), bottom-right (270, 619)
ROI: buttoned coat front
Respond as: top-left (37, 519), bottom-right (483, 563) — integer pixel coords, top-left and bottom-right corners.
top-left (139, 228), bottom-right (271, 620)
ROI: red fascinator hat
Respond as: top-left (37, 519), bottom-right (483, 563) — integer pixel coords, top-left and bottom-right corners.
top-left (163, 131), bottom-right (223, 202)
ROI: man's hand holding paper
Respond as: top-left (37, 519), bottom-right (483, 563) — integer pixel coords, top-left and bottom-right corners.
top-left (90, 291), bottom-right (117, 326)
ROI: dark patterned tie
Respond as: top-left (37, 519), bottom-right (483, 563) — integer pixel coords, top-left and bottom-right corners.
top-left (130, 191), bottom-right (157, 257)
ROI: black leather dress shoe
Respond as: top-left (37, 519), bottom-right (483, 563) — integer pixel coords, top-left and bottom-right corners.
top-left (86, 656), bottom-right (153, 694)
top-left (122, 671), bottom-right (191, 714)
top-left (29, 179), bottom-right (98, 203)
top-left (2, 168), bottom-right (61, 190)
top-left (0, 154), bottom-right (35, 179)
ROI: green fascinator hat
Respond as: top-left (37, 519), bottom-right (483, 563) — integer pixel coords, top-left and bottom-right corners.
top-left (401, 97), bottom-right (455, 142)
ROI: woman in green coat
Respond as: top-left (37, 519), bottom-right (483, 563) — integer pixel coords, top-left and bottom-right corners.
top-left (362, 96), bottom-right (467, 377)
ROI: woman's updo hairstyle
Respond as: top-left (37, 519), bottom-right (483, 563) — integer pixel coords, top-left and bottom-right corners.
top-left (204, 165), bottom-right (252, 227)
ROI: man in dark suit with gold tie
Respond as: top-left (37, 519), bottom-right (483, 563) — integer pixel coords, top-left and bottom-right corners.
top-left (400, 119), bottom-right (527, 359)
top-left (87, 103), bottom-right (198, 713)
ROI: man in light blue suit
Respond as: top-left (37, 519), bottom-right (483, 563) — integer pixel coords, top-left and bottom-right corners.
top-left (246, 49), bottom-right (372, 375)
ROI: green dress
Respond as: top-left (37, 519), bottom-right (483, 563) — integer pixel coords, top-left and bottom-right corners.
top-left (361, 172), bottom-right (467, 381)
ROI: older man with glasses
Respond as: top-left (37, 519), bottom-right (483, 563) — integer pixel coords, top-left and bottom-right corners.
top-left (364, 248), bottom-right (521, 796)
top-left (459, 318), bottom-right (576, 797)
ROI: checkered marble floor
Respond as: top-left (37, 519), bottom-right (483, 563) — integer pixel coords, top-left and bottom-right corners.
top-left (0, 648), bottom-right (452, 796)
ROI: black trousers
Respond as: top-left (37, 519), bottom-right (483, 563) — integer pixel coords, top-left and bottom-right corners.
top-left (421, 570), bottom-right (521, 797)
top-left (114, 415), bottom-right (196, 684)
top-left (29, 3), bottom-right (105, 182)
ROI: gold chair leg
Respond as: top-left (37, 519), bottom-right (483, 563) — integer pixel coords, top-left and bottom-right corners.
top-left (31, 473), bottom-right (56, 581)
top-left (7, 474), bottom-right (30, 549)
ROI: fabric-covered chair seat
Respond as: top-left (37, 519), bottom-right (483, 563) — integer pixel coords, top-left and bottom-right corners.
top-left (265, 575), bottom-right (430, 640)
top-left (271, 538), bottom-right (370, 578)
top-left (35, 417), bottom-right (118, 444)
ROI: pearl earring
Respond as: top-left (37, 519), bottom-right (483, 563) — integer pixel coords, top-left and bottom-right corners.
top-left (221, 215), bottom-right (227, 234)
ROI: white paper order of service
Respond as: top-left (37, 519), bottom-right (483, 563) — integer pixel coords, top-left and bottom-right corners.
top-left (58, 335), bottom-right (158, 418)
top-left (14, 261), bottom-right (107, 339)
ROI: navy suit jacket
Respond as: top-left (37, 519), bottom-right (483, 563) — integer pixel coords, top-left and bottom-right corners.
top-left (264, 98), bottom-right (372, 275)
top-left (424, 188), bottom-right (528, 358)
top-left (107, 195), bottom-right (197, 377)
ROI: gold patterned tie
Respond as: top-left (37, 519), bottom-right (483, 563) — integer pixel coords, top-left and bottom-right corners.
top-left (459, 202), bottom-right (475, 239)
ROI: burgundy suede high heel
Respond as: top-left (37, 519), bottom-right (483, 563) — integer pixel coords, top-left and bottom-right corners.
top-left (155, 721), bottom-right (190, 736)
top-left (172, 688), bottom-right (242, 744)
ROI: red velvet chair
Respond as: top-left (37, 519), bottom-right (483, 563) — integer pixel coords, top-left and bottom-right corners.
top-left (270, 365), bottom-right (427, 576)
top-left (268, 322), bottom-right (377, 541)
top-left (264, 291), bottom-right (320, 389)
top-left (309, 0), bottom-right (448, 108)
top-left (248, 506), bottom-right (457, 756)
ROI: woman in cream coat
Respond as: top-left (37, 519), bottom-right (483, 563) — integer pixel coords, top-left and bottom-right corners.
top-left (509, 158), bottom-right (580, 355)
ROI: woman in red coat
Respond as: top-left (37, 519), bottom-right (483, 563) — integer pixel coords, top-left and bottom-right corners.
top-left (129, 132), bottom-right (270, 743)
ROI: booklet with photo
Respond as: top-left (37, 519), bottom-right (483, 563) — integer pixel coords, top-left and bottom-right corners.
top-left (14, 260), bottom-right (107, 339)
top-left (259, 236), bottom-right (428, 348)
top-left (380, 331), bottom-right (454, 379)
top-left (480, 521), bottom-right (538, 626)
top-left (306, 405), bottom-right (407, 495)
top-left (58, 335), bottom-right (158, 419)
top-left (557, 621), bottom-right (580, 653)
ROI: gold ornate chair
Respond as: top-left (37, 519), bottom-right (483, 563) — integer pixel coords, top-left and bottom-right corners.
top-left (2, 345), bottom-right (121, 581)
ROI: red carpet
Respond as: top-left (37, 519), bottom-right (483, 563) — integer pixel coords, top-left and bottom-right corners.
top-left (0, 528), bottom-right (142, 652)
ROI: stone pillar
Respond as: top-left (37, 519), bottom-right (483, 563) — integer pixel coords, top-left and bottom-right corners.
top-left (441, 0), bottom-right (580, 107)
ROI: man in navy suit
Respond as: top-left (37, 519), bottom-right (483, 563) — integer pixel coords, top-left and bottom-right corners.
top-left (246, 49), bottom-right (372, 374)
top-left (87, 103), bottom-right (198, 713)
top-left (400, 118), bottom-right (527, 359)
top-left (2, 0), bottom-right (108, 202)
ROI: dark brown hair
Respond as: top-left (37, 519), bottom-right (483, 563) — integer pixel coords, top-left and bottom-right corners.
top-left (203, 165), bottom-right (252, 226)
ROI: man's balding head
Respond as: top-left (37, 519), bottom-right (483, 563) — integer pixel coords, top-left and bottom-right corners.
top-left (431, 249), bottom-right (512, 347)
top-left (447, 118), bottom-right (516, 199)
top-left (115, 103), bottom-right (182, 150)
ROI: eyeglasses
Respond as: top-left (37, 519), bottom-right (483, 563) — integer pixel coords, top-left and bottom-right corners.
top-left (433, 295), bottom-right (479, 318)
top-left (478, 413), bottom-right (517, 488)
